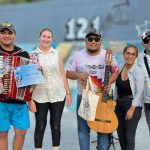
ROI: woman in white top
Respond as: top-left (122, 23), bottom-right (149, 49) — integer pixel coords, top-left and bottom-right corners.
top-left (29, 28), bottom-right (71, 150)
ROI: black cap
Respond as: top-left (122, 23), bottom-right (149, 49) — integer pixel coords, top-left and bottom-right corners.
top-left (142, 30), bottom-right (150, 40)
top-left (85, 28), bottom-right (101, 38)
top-left (0, 21), bottom-right (16, 34)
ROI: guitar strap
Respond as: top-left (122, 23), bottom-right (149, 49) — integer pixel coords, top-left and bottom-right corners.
top-left (144, 55), bottom-right (150, 78)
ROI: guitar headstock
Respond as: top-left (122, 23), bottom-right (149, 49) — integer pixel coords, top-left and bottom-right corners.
top-left (106, 49), bottom-right (113, 66)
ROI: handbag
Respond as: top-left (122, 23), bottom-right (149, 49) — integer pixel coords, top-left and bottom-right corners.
top-left (78, 76), bottom-right (99, 121)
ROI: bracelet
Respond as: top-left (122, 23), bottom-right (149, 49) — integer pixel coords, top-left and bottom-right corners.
top-left (66, 93), bottom-right (71, 95)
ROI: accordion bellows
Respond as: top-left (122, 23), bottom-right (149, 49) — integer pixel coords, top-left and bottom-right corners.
top-left (0, 56), bottom-right (33, 102)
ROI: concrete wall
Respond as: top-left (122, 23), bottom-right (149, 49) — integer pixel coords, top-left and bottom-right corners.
top-left (0, 0), bottom-right (150, 43)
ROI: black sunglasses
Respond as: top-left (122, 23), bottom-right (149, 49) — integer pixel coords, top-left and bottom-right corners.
top-left (143, 38), bottom-right (150, 44)
top-left (87, 37), bottom-right (101, 42)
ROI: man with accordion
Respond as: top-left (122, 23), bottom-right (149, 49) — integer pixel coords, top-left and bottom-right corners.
top-left (0, 21), bottom-right (32, 150)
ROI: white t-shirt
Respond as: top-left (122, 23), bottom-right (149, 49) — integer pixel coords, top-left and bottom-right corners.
top-left (67, 48), bottom-right (118, 95)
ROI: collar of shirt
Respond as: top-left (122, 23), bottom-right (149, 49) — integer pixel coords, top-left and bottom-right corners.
top-left (119, 62), bottom-right (136, 74)
top-left (36, 47), bottom-right (55, 54)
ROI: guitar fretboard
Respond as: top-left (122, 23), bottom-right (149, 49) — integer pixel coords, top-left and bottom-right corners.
top-left (102, 65), bottom-right (110, 102)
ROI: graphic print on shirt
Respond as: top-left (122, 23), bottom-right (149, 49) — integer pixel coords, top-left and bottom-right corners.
top-left (67, 49), bottom-right (119, 94)
top-left (84, 64), bottom-right (105, 93)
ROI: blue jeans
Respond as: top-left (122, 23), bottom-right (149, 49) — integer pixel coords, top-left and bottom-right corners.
top-left (77, 95), bottom-right (108, 150)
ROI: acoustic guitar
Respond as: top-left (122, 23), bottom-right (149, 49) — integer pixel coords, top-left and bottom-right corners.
top-left (87, 49), bottom-right (118, 133)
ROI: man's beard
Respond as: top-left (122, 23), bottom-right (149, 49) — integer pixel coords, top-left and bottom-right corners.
top-left (87, 48), bottom-right (99, 53)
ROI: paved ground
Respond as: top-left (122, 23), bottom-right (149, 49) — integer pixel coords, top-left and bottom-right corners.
top-left (8, 111), bottom-right (150, 150)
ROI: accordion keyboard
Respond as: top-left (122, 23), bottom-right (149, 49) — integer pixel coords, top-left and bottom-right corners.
top-left (3, 57), bottom-right (12, 94)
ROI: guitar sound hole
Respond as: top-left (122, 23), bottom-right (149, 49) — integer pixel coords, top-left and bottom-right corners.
top-left (95, 118), bottom-right (111, 123)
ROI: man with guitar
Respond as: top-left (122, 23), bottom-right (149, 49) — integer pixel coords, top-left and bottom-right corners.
top-left (66, 28), bottom-right (119, 150)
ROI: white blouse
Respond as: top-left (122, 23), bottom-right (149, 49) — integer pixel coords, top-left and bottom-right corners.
top-left (31, 47), bottom-right (66, 103)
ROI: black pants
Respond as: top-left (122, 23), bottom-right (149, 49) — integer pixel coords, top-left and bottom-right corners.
top-left (144, 103), bottom-right (150, 132)
top-left (34, 100), bottom-right (65, 148)
top-left (115, 97), bottom-right (142, 150)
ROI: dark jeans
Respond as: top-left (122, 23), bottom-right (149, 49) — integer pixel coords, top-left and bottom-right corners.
top-left (34, 100), bottom-right (65, 148)
top-left (115, 97), bottom-right (142, 150)
top-left (144, 103), bottom-right (150, 132)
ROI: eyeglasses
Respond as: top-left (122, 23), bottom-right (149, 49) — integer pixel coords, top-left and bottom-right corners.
top-left (87, 37), bottom-right (101, 42)
top-left (125, 52), bottom-right (137, 57)
top-left (143, 38), bottom-right (150, 44)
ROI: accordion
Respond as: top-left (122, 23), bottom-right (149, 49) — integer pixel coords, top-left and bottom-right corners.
top-left (0, 55), bottom-right (33, 102)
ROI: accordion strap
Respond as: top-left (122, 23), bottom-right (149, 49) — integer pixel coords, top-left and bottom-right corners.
top-left (144, 55), bottom-right (150, 78)
top-left (0, 49), bottom-right (23, 56)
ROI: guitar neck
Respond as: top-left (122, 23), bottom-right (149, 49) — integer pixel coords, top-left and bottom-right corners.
top-left (102, 65), bottom-right (110, 102)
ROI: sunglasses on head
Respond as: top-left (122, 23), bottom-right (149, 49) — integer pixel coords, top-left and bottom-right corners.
top-left (143, 38), bottom-right (150, 44)
top-left (87, 37), bottom-right (101, 42)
